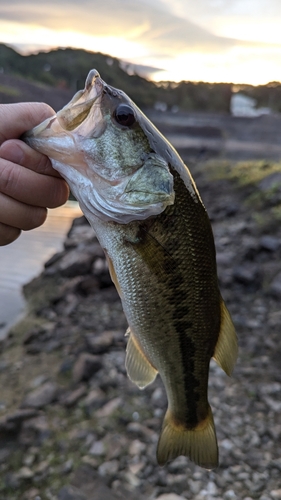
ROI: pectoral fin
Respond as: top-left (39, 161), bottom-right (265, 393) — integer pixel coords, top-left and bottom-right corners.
top-left (104, 251), bottom-right (122, 297)
top-left (213, 299), bottom-right (238, 376)
top-left (125, 329), bottom-right (158, 389)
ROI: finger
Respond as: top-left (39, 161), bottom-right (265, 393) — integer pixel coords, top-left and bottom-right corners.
top-left (0, 192), bottom-right (47, 230)
top-left (0, 222), bottom-right (21, 246)
top-left (0, 139), bottom-right (59, 177)
top-left (0, 158), bottom-right (69, 208)
top-left (0, 103), bottom-right (55, 145)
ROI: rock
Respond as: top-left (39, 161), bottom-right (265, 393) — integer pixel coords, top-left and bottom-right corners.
top-left (189, 480), bottom-right (202, 495)
top-left (223, 491), bottom-right (238, 499)
top-left (58, 485), bottom-right (87, 500)
top-left (75, 276), bottom-right (99, 295)
top-left (23, 326), bottom-right (46, 345)
top-left (61, 385), bottom-right (87, 407)
top-left (123, 470), bottom-right (141, 488)
top-left (57, 249), bottom-right (95, 277)
top-left (73, 353), bottom-right (103, 383)
top-left (270, 272), bottom-right (281, 297)
top-left (89, 440), bottom-right (105, 456)
top-left (64, 218), bottom-right (96, 249)
top-left (216, 250), bottom-right (235, 266)
top-left (23, 452), bottom-right (36, 467)
top-left (17, 466), bottom-right (34, 479)
top-left (98, 460), bottom-right (119, 477)
top-left (156, 494), bottom-right (187, 500)
top-left (95, 397), bottom-right (122, 418)
top-left (4, 472), bottom-right (20, 490)
top-left (104, 433), bottom-right (129, 460)
top-left (232, 264), bottom-right (259, 286)
top-left (129, 462), bottom-right (145, 475)
top-left (0, 408), bottom-right (39, 432)
top-left (71, 464), bottom-right (127, 499)
top-left (258, 172), bottom-right (281, 191)
top-left (128, 439), bottom-right (146, 456)
top-left (83, 388), bottom-right (107, 415)
top-left (21, 382), bottom-right (57, 408)
top-left (23, 488), bottom-right (40, 500)
top-left (0, 448), bottom-right (12, 464)
top-left (126, 422), bottom-right (155, 439)
top-left (259, 235), bottom-right (280, 252)
top-left (29, 374), bottom-right (48, 389)
top-left (62, 459), bottom-right (74, 474)
top-left (85, 330), bottom-right (119, 354)
top-left (34, 459), bottom-right (50, 475)
top-left (271, 490), bottom-right (281, 499)
top-left (19, 415), bottom-right (50, 446)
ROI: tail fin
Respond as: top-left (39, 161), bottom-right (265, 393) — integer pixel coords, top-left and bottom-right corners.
top-left (157, 405), bottom-right (218, 470)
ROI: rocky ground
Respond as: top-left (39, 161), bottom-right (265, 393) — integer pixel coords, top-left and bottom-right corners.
top-left (1, 157), bottom-right (281, 500)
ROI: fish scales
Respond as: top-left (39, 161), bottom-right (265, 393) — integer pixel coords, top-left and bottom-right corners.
top-left (100, 170), bottom-right (220, 424)
top-left (23, 69), bottom-right (238, 469)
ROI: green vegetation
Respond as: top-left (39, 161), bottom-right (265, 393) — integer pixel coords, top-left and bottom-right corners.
top-left (201, 158), bottom-right (281, 230)
top-left (201, 158), bottom-right (281, 186)
top-left (0, 84), bottom-right (20, 96)
top-left (1, 44), bottom-right (281, 112)
top-left (0, 43), bottom-right (232, 111)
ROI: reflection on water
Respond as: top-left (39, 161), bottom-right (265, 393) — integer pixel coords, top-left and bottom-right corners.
top-left (0, 201), bottom-right (82, 339)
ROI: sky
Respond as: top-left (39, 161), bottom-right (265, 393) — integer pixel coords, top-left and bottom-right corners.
top-left (0, 0), bottom-right (281, 85)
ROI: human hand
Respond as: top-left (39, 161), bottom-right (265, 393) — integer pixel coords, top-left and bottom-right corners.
top-left (0, 102), bottom-right (70, 246)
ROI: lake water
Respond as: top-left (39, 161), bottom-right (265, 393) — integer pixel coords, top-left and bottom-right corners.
top-left (0, 201), bottom-right (82, 339)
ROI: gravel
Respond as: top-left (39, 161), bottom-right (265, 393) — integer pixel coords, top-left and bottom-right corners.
top-left (1, 168), bottom-right (281, 499)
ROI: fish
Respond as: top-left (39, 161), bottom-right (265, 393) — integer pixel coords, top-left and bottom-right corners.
top-left (23, 69), bottom-right (238, 469)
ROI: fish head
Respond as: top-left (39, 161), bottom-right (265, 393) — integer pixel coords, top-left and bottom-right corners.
top-left (24, 69), bottom-right (175, 223)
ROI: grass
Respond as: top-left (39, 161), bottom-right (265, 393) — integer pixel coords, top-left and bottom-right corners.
top-left (0, 84), bottom-right (20, 97)
top-left (200, 158), bottom-right (281, 187)
top-left (198, 158), bottom-right (281, 231)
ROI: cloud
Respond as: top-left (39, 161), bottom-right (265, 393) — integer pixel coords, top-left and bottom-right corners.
top-left (0, 0), bottom-right (255, 57)
top-left (1, 0), bottom-right (281, 84)
top-left (165, 0), bottom-right (281, 20)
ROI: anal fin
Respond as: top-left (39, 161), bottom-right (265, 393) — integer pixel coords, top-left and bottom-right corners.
top-left (213, 299), bottom-right (238, 376)
top-left (125, 328), bottom-right (158, 389)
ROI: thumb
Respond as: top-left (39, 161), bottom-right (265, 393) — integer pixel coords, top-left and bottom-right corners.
top-left (0, 102), bottom-right (55, 145)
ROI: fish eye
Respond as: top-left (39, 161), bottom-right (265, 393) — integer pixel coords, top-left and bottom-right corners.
top-left (114, 104), bottom-right (136, 127)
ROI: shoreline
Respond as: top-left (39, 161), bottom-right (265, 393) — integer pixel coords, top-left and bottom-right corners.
top-left (0, 201), bottom-right (82, 341)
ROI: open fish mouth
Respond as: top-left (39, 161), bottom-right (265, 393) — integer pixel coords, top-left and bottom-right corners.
top-left (23, 69), bottom-right (105, 166)
top-left (23, 69), bottom-right (175, 224)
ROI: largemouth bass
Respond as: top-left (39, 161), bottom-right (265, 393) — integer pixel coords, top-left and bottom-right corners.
top-left (23, 69), bottom-right (237, 469)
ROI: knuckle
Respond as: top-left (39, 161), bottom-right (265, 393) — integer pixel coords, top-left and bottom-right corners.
top-left (0, 161), bottom-right (18, 195)
top-left (35, 152), bottom-right (52, 174)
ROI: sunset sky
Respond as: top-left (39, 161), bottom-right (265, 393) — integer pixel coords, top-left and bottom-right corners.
top-left (1, 0), bottom-right (281, 84)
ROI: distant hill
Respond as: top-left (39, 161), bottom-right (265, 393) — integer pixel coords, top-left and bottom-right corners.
top-left (0, 72), bottom-right (73, 110)
top-left (0, 44), bottom-right (160, 110)
top-left (0, 44), bottom-right (280, 114)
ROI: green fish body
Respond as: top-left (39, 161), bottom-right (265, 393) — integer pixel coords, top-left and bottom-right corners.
top-left (24, 69), bottom-right (237, 469)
